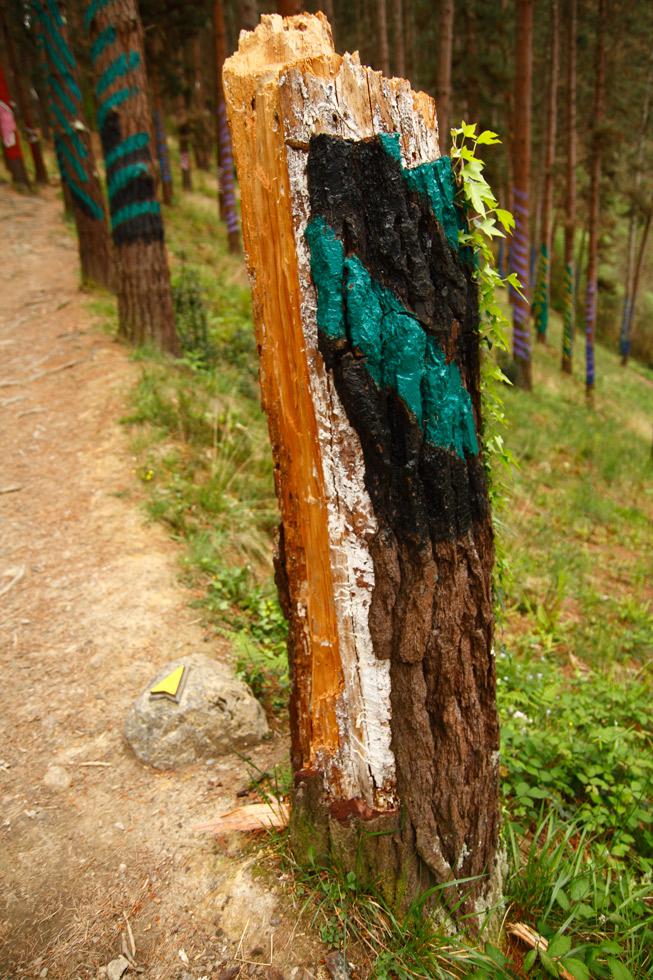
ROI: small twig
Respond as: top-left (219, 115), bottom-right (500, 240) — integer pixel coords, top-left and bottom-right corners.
top-left (78, 761), bottom-right (112, 768)
top-left (0, 566), bottom-right (25, 599)
top-left (123, 912), bottom-right (136, 959)
top-left (507, 923), bottom-right (575, 980)
top-left (0, 485), bottom-right (23, 495)
top-left (17, 408), bottom-right (45, 419)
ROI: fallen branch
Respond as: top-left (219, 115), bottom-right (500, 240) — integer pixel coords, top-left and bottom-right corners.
top-left (194, 801), bottom-right (290, 835)
top-left (507, 923), bottom-right (576, 980)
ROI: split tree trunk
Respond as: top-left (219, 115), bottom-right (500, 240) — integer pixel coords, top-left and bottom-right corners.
top-left (435, 0), bottom-right (454, 153)
top-left (561, 0), bottom-right (576, 374)
top-left (532, 0), bottom-right (558, 345)
top-left (84, 0), bottom-right (178, 354)
top-left (1, 11), bottom-right (48, 184)
top-left (584, 0), bottom-right (607, 407)
top-left (33, 0), bottom-right (112, 288)
top-left (510, 0), bottom-right (533, 389)
top-left (224, 13), bottom-right (501, 923)
top-left (214, 0), bottom-right (241, 253)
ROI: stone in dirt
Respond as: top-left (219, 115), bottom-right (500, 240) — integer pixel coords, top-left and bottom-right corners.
top-left (42, 764), bottom-right (71, 790)
top-left (125, 654), bottom-right (268, 770)
top-left (106, 956), bottom-right (130, 980)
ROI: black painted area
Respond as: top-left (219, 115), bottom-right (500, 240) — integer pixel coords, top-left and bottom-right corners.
top-left (306, 133), bottom-right (487, 545)
top-left (100, 110), bottom-right (164, 246)
top-left (69, 187), bottom-right (102, 221)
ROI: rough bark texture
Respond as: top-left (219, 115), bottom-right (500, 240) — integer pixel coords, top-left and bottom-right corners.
top-left (1, 11), bottom-right (48, 184)
top-left (33, 1), bottom-right (112, 288)
top-left (532, 0), bottom-right (558, 344)
top-left (224, 13), bottom-right (501, 923)
top-left (561, 0), bottom-right (576, 374)
top-left (178, 94), bottom-right (193, 191)
top-left (435, 0), bottom-right (453, 153)
top-left (510, 0), bottom-right (533, 390)
top-left (85, 0), bottom-right (178, 354)
top-left (214, 0), bottom-right (241, 252)
top-left (584, 0), bottom-right (606, 406)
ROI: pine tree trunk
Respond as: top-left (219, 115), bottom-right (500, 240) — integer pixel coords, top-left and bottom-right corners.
top-left (392, 0), bottom-right (405, 78)
top-left (239, 0), bottom-right (259, 32)
top-left (624, 208), bottom-right (652, 364)
top-left (152, 87), bottom-right (173, 205)
top-left (189, 37), bottom-right (211, 171)
top-left (84, 0), bottom-right (178, 354)
top-left (561, 0), bottom-right (576, 374)
top-left (34, 1), bottom-right (113, 288)
top-left (511, 0), bottom-right (533, 389)
top-left (377, 0), bottom-right (390, 76)
top-left (533, 0), bottom-right (558, 345)
top-left (584, 0), bottom-right (606, 406)
top-left (214, 0), bottom-right (241, 253)
top-left (1, 11), bottom-right (48, 184)
top-left (435, 0), bottom-right (454, 152)
top-left (464, 0), bottom-right (479, 124)
top-left (224, 13), bottom-right (501, 926)
top-left (0, 62), bottom-right (30, 187)
top-left (177, 94), bottom-right (192, 191)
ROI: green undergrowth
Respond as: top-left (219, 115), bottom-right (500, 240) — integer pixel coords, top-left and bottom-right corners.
top-left (86, 168), bottom-right (653, 977)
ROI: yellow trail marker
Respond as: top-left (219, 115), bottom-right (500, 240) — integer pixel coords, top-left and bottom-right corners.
top-left (150, 665), bottom-right (186, 703)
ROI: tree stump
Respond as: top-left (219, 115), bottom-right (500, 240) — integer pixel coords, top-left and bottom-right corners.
top-left (224, 13), bottom-right (502, 923)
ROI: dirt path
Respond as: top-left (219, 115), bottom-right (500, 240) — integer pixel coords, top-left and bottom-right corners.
top-left (0, 186), bottom-right (315, 980)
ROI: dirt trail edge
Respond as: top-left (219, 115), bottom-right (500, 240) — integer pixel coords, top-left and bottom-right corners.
top-left (0, 187), bottom-right (314, 980)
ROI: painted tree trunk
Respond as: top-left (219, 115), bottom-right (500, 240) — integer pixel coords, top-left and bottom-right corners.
top-left (377, 0), bottom-right (390, 76)
top-left (1, 12), bottom-right (48, 184)
top-left (33, 0), bottom-right (113, 288)
top-left (510, 0), bottom-right (533, 389)
top-left (224, 13), bottom-right (501, 923)
top-left (584, 0), bottom-right (606, 407)
top-left (532, 0), bottom-right (559, 345)
top-left (435, 0), bottom-right (454, 153)
top-left (84, 0), bottom-right (178, 354)
top-left (0, 61), bottom-right (30, 187)
top-left (177, 94), bottom-right (192, 191)
top-left (561, 0), bottom-right (576, 375)
top-left (214, 0), bottom-right (241, 253)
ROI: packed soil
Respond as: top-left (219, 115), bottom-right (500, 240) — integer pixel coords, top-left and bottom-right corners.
top-left (0, 185), bottom-right (323, 980)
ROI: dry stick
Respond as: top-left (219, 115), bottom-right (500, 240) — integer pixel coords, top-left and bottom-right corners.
top-left (507, 923), bottom-right (575, 980)
top-left (0, 485), bottom-right (23, 494)
top-left (0, 359), bottom-right (85, 388)
top-left (0, 566), bottom-right (26, 599)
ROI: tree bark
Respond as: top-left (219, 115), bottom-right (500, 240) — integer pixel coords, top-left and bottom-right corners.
top-left (214, 0), bottom-right (241, 252)
top-left (561, 0), bottom-right (576, 374)
top-left (224, 13), bottom-right (501, 925)
top-left (584, 0), bottom-right (607, 406)
top-left (435, 0), bottom-right (454, 153)
top-left (189, 37), bottom-right (211, 171)
top-left (533, 0), bottom-right (558, 345)
top-left (84, 0), bottom-right (178, 354)
top-left (177, 94), bottom-right (192, 191)
top-left (152, 86), bottom-right (173, 205)
top-left (0, 61), bottom-right (30, 187)
top-left (376, 0), bottom-right (390, 76)
top-left (510, 0), bottom-right (533, 389)
top-left (624, 207), bottom-right (652, 363)
top-left (1, 10), bottom-right (48, 184)
top-left (33, 1), bottom-right (113, 288)
top-left (239, 0), bottom-right (259, 32)
top-left (392, 0), bottom-right (405, 79)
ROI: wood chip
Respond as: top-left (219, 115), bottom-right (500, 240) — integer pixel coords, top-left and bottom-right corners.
top-left (194, 802), bottom-right (290, 835)
top-left (507, 923), bottom-right (576, 980)
top-left (78, 761), bottom-right (112, 768)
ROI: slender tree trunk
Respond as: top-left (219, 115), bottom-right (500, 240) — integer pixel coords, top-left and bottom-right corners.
top-left (623, 208), bottom-right (652, 364)
top-left (1, 12), bottom-right (48, 184)
top-left (189, 38), bottom-right (211, 171)
top-left (405, 0), bottom-right (415, 80)
top-left (511, 0), bottom-right (533, 389)
top-left (277, 0), bottom-right (302, 14)
top-left (376, 0), bottom-right (390, 75)
top-left (323, 0), bottom-right (336, 47)
top-left (435, 0), bottom-right (454, 152)
top-left (584, 0), bottom-right (607, 406)
top-left (152, 83), bottom-right (173, 205)
top-left (215, 0), bottom-right (240, 252)
top-left (464, 0), bottom-right (479, 123)
top-left (239, 0), bottom-right (259, 31)
top-left (533, 0), bottom-right (558, 344)
top-left (561, 0), bottom-right (576, 374)
top-left (33, 1), bottom-right (113, 288)
top-left (177, 94), bottom-right (192, 191)
top-left (0, 62), bottom-right (30, 187)
top-left (225, 12), bottom-right (501, 928)
top-left (392, 0), bottom-right (405, 78)
top-left (84, 0), bottom-right (178, 354)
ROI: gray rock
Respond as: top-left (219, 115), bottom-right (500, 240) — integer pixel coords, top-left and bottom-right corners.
top-left (125, 654), bottom-right (268, 770)
top-left (106, 957), bottom-right (129, 980)
top-left (43, 765), bottom-right (71, 790)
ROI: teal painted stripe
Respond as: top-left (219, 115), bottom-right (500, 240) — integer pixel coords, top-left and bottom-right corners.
top-left (49, 100), bottom-right (88, 160)
top-left (54, 135), bottom-right (87, 183)
top-left (105, 131), bottom-right (149, 169)
top-left (49, 74), bottom-right (77, 117)
top-left (62, 169), bottom-right (104, 221)
top-left (45, 0), bottom-right (64, 28)
top-left (97, 86), bottom-right (136, 129)
top-left (90, 25), bottom-right (116, 63)
top-left (41, 4), bottom-right (75, 69)
top-left (305, 216), bottom-right (478, 460)
top-left (111, 199), bottom-right (160, 231)
top-left (84, 0), bottom-right (115, 32)
top-left (96, 51), bottom-right (141, 97)
top-left (107, 162), bottom-right (148, 198)
top-left (379, 133), bottom-right (460, 251)
top-left (42, 26), bottom-right (76, 82)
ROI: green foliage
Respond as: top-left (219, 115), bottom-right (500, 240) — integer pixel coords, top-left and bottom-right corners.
top-left (172, 261), bottom-right (213, 366)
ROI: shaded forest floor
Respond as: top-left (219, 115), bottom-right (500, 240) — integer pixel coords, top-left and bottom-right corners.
top-left (1, 167), bottom-right (652, 980)
top-left (0, 185), bottom-right (322, 979)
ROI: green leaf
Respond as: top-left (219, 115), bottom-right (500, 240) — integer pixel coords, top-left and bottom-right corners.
top-left (607, 960), bottom-right (635, 980)
top-left (462, 121), bottom-right (477, 138)
top-left (495, 208), bottom-right (515, 232)
top-left (540, 950), bottom-right (560, 977)
top-left (564, 959), bottom-right (590, 980)
top-left (523, 949), bottom-right (538, 972)
top-left (570, 878), bottom-right (590, 901)
top-left (554, 889), bottom-right (570, 911)
top-left (466, 181), bottom-right (487, 216)
top-left (548, 934), bottom-right (572, 958)
top-left (476, 130), bottom-right (501, 145)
